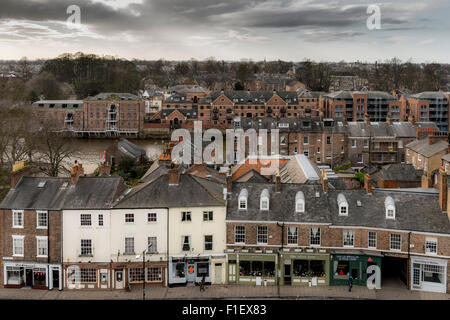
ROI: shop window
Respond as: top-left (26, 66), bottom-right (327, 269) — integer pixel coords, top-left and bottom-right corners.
top-left (425, 238), bottom-right (437, 255)
top-left (390, 234), bottom-right (401, 251)
top-left (80, 268), bottom-right (97, 283)
top-left (6, 266), bottom-right (21, 285)
top-left (33, 268), bottom-right (46, 287)
top-left (175, 263), bottom-right (185, 278)
top-left (293, 260), bottom-right (309, 277)
top-left (310, 228), bottom-right (321, 246)
top-left (129, 268), bottom-right (144, 282)
top-left (239, 261), bottom-right (251, 276)
top-left (147, 267), bottom-right (163, 282)
top-left (287, 227), bottom-right (298, 245)
top-left (80, 214), bottom-right (92, 226)
top-left (197, 263), bottom-right (209, 277)
top-left (334, 261), bottom-right (350, 279)
top-left (423, 264), bottom-right (444, 284)
top-left (263, 262), bottom-right (275, 276)
top-left (235, 226), bottom-right (246, 243)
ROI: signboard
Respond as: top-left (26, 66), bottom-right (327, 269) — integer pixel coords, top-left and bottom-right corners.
top-left (335, 255), bottom-right (359, 261)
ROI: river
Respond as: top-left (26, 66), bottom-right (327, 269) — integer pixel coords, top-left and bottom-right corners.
top-left (65, 139), bottom-right (166, 174)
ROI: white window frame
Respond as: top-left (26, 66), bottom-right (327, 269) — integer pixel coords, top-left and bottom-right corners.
top-left (303, 136), bottom-right (309, 145)
top-left (239, 197), bottom-right (247, 210)
top-left (36, 211), bottom-right (48, 229)
top-left (390, 234), bottom-right (402, 251)
top-left (147, 236), bottom-right (157, 253)
top-left (125, 213), bottom-right (135, 224)
top-left (80, 214), bottom-right (92, 226)
top-left (339, 205), bottom-right (348, 216)
top-left (425, 238), bottom-right (437, 255)
top-left (235, 226), bottom-right (246, 244)
top-left (310, 228), bottom-right (321, 246)
top-left (98, 214), bottom-right (104, 227)
top-left (296, 200), bottom-right (305, 213)
top-left (351, 139), bottom-right (356, 148)
top-left (181, 211), bottom-right (192, 222)
top-left (147, 212), bottom-right (157, 222)
top-left (204, 235), bottom-right (213, 251)
top-left (287, 227), bottom-right (298, 245)
top-left (203, 211), bottom-right (213, 221)
top-left (80, 239), bottom-right (93, 256)
top-left (36, 236), bottom-right (48, 258)
top-left (260, 197), bottom-right (269, 211)
top-left (12, 235), bottom-right (24, 257)
top-left (343, 230), bottom-right (355, 247)
top-left (386, 207), bottom-right (395, 219)
top-left (12, 210), bottom-right (24, 228)
top-left (368, 231), bottom-right (377, 249)
top-left (257, 226), bottom-right (268, 244)
top-left (124, 237), bottom-right (135, 255)
top-left (182, 236), bottom-right (191, 251)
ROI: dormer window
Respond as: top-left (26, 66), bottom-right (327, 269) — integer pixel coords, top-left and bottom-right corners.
top-left (337, 193), bottom-right (348, 216)
top-left (260, 189), bottom-right (269, 210)
top-left (385, 196), bottom-right (395, 219)
top-left (239, 189), bottom-right (248, 210)
top-left (295, 191), bottom-right (305, 213)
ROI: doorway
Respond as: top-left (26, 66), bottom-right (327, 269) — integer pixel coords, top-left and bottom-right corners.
top-left (214, 264), bottom-right (222, 284)
top-left (115, 270), bottom-right (124, 289)
top-left (284, 264), bottom-right (291, 285)
top-left (25, 268), bottom-right (33, 287)
top-left (52, 269), bottom-right (60, 290)
top-left (382, 257), bottom-right (408, 288)
top-left (186, 264), bottom-right (196, 283)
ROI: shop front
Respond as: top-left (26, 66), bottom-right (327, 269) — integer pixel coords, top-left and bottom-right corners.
top-left (169, 255), bottom-right (215, 286)
top-left (3, 261), bottom-right (61, 290)
top-left (280, 249), bottom-right (330, 286)
top-left (227, 252), bottom-right (277, 286)
top-left (330, 252), bottom-right (382, 286)
top-left (410, 256), bottom-right (448, 293)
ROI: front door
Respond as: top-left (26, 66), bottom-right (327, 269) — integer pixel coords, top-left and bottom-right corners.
top-left (214, 264), bottom-right (222, 284)
top-left (284, 265), bottom-right (291, 285)
top-left (52, 269), bottom-right (60, 290)
top-left (115, 270), bottom-right (124, 289)
top-left (25, 269), bottom-right (33, 287)
top-left (186, 264), bottom-right (196, 283)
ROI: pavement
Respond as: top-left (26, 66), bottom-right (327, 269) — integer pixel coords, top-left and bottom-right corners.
top-left (0, 282), bottom-right (448, 300)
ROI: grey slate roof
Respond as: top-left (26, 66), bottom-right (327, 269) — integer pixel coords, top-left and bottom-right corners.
top-left (347, 121), bottom-right (438, 138)
top-left (410, 92), bottom-right (449, 100)
top-left (199, 91), bottom-right (299, 105)
top-left (114, 174), bottom-right (225, 209)
top-left (227, 183), bottom-right (332, 224)
top-left (161, 107), bottom-right (198, 119)
top-left (378, 164), bottom-right (423, 181)
top-left (240, 117), bottom-right (347, 133)
top-left (118, 139), bottom-right (147, 159)
top-left (327, 189), bottom-right (450, 234)
top-left (406, 138), bottom-right (448, 157)
top-left (85, 92), bottom-right (141, 101)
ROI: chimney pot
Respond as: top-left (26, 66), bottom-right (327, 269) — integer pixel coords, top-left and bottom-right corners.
top-left (168, 168), bottom-right (180, 186)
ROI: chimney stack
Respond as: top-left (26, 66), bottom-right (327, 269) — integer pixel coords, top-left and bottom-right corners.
top-left (275, 170), bottom-right (281, 193)
top-left (438, 167), bottom-right (447, 212)
top-left (70, 160), bottom-right (84, 185)
top-left (10, 161), bottom-right (31, 188)
top-left (364, 174), bottom-right (372, 194)
top-left (168, 167), bottom-right (180, 186)
top-left (321, 169), bottom-right (328, 194)
top-left (226, 174), bottom-right (232, 193)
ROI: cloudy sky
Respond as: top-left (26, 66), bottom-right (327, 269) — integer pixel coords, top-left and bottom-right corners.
top-left (0, 0), bottom-right (449, 62)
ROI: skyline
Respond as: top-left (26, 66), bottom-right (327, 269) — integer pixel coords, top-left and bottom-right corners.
top-left (0, 0), bottom-right (448, 63)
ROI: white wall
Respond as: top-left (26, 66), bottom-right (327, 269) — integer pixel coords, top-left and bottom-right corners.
top-left (63, 210), bottom-right (111, 263)
top-left (110, 208), bottom-right (168, 263)
top-left (168, 206), bottom-right (226, 256)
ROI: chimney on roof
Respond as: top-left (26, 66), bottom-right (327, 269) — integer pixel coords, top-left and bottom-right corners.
top-left (226, 173), bottom-right (232, 193)
top-left (364, 113), bottom-right (370, 125)
top-left (364, 174), bottom-right (372, 194)
top-left (438, 167), bottom-right (447, 212)
top-left (168, 167), bottom-right (180, 186)
top-left (70, 160), bottom-right (84, 185)
top-left (386, 113), bottom-right (393, 125)
top-left (421, 173), bottom-right (432, 188)
top-left (275, 170), bottom-right (281, 193)
top-left (321, 169), bottom-right (328, 194)
top-left (10, 161), bottom-right (31, 188)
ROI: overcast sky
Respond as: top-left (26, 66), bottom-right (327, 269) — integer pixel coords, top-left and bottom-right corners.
top-left (0, 0), bottom-right (449, 62)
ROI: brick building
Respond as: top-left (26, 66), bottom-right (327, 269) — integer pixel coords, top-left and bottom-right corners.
top-left (32, 100), bottom-right (84, 131)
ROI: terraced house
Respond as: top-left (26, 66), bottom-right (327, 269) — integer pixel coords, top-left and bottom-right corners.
top-left (225, 171), bottom-right (450, 293)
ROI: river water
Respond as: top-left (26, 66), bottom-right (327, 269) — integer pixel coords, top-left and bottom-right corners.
top-left (65, 139), bottom-right (166, 174)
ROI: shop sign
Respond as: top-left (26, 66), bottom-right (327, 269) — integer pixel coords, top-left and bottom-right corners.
top-left (335, 255), bottom-right (359, 261)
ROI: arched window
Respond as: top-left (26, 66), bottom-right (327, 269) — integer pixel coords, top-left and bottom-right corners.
top-left (337, 193), bottom-right (348, 216)
top-left (239, 189), bottom-right (248, 210)
top-left (295, 191), bottom-right (305, 213)
top-left (385, 196), bottom-right (395, 219)
top-left (260, 189), bottom-right (269, 211)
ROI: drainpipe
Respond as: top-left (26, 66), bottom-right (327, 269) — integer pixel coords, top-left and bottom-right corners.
top-left (47, 210), bottom-right (50, 291)
top-left (407, 231), bottom-right (411, 289)
top-left (276, 222), bottom-right (285, 298)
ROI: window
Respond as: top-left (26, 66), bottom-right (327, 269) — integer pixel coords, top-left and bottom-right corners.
top-left (310, 228), bottom-right (321, 246)
top-left (257, 226), bottom-right (268, 244)
top-left (340, 205), bottom-right (347, 215)
top-left (304, 150), bottom-right (309, 157)
top-left (125, 237), bottom-right (135, 254)
top-left (80, 214), bottom-right (91, 226)
top-left (364, 140), bottom-right (369, 148)
top-left (368, 232), bottom-right (377, 249)
top-left (425, 238), bottom-right (437, 255)
top-left (296, 201), bottom-right (304, 213)
top-left (203, 211), bottom-right (213, 221)
top-left (204, 235), bottom-right (213, 251)
top-left (304, 136), bottom-right (309, 145)
top-left (80, 268), bottom-right (97, 283)
top-left (181, 212), bottom-right (191, 222)
top-left (98, 214), bottom-right (104, 226)
top-left (129, 268), bottom-right (144, 282)
top-left (390, 234), bottom-right (401, 251)
top-left (343, 230), bottom-right (355, 247)
top-left (125, 213), bottom-right (135, 223)
top-left (351, 139), bottom-right (356, 148)
top-left (374, 142), bottom-right (380, 149)
top-left (147, 267), bottom-right (163, 282)
top-left (37, 211), bottom-right (48, 229)
top-left (287, 227), bottom-right (298, 245)
top-left (80, 239), bottom-right (92, 256)
top-left (235, 226), bottom-right (246, 244)
top-left (12, 235), bottom-right (24, 256)
top-left (147, 213), bottom-right (157, 222)
top-left (260, 190), bottom-right (269, 210)
top-left (36, 236), bottom-right (48, 257)
top-left (182, 236), bottom-right (190, 251)
top-left (13, 210), bottom-right (23, 228)
top-left (148, 237), bottom-right (157, 253)
top-left (239, 193), bottom-right (247, 210)
top-left (326, 136), bottom-right (331, 144)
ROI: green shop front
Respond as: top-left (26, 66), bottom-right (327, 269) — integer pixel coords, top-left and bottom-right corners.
top-left (330, 252), bottom-right (382, 286)
top-left (227, 251), bottom-right (277, 286)
top-left (280, 248), bottom-right (330, 286)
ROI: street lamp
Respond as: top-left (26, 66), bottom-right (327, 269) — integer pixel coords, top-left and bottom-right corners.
top-left (136, 244), bottom-right (152, 301)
